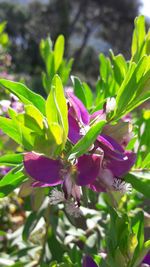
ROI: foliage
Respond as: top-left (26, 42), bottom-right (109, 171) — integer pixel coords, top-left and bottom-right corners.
top-left (0, 0), bottom-right (140, 81)
top-left (0, 15), bottom-right (150, 267)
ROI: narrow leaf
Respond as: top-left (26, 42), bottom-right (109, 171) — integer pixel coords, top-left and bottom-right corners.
top-left (0, 165), bottom-right (26, 198)
top-left (125, 172), bottom-right (150, 198)
top-left (0, 79), bottom-right (45, 115)
top-left (46, 75), bottom-right (68, 147)
top-left (68, 120), bottom-right (106, 159)
top-left (54, 35), bottom-right (65, 72)
top-left (0, 154), bottom-right (23, 166)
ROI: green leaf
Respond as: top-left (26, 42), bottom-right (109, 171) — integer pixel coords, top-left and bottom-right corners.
top-left (25, 105), bottom-right (44, 129)
top-left (132, 15), bottom-right (146, 62)
top-left (0, 116), bottom-right (22, 145)
top-left (72, 76), bottom-right (87, 107)
top-left (114, 248), bottom-right (126, 267)
top-left (82, 82), bottom-right (93, 109)
top-left (0, 230), bottom-right (6, 236)
top-left (54, 35), bottom-right (65, 72)
top-left (22, 211), bottom-right (40, 242)
top-left (8, 107), bottom-right (17, 119)
top-left (0, 165), bottom-right (26, 198)
top-left (125, 172), bottom-right (150, 198)
top-left (130, 211), bottom-right (144, 266)
top-left (15, 119), bottom-right (35, 150)
top-left (114, 56), bottom-right (150, 120)
top-left (68, 120), bottom-right (106, 159)
top-left (133, 240), bottom-right (150, 267)
top-left (0, 21), bottom-right (7, 34)
top-left (0, 153), bottom-right (23, 166)
top-left (46, 75), bottom-right (68, 149)
top-left (40, 36), bottom-right (52, 63)
top-left (16, 113), bottom-right (43, 135)
top-left (47, 228), bottom-right (65, 262)
top-left (110, 51), bottom-right (127, 85)
top-left (141, 153), bottom-right (150, 168)
top-left (0, 116), bottom-right (35, 150)
top-left (0, 79), bottom-right (45, 115)
top-left (145, 30), bottom-right (150, 55)
top-left (97, 53), bottom-right (117, 102)
top-left (40, 37), bottom-right (55, 81)
top-left (114, 61), bottom-right (137, 115)
top-left (99, 53), bottom-right (110, 83)
top-left (59, 58), bottom-right (74, 85)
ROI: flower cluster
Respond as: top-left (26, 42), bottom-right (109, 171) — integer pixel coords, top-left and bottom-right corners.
top-left (23, 91), bottom-right (136, 208)
top-left (0, 94), bottom-right (23, 117)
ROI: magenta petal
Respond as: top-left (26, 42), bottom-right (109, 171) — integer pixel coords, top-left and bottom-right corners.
top-left (90, 168), bottom-right (114, 192)
top-left (98, 134), bottom-right (124, 153)
top-left (107, 151), bottom-right (136, 177)
top-left (83, 256), bottom-right (98, 267)
top-left (76, 154), bottom-right (102, 186)
top-left (143, 253), bottom-right (150, 265)
top-left (90, 110), bottom-right (106, 122)
top-left (89, 180), bottom-right (106, 192)
top-left (97, 134), bottom-right (126, 161)
top-left (67, 91), bottom-right (89, 125)
top-left (24, 152), bottom-right (63, 186)
top-left (32, 181), bottom-right (56, 187)
top-left (68, 113), bottom-right (82, 144)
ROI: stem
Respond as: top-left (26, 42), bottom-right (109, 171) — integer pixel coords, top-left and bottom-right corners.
top-left (38, 220), bottom-right (49, 265)
top-left (82, 187), bottom-right (89, 207)
top-left (37, 205), bottom-right (51, 265)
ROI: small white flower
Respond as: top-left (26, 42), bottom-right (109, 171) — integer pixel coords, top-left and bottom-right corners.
top-left (112, 178), bottom-right (132, 194)
top-left (65, 201), bottom-right (83, 218)
top-left (49, 189), bottom-right (65, 205)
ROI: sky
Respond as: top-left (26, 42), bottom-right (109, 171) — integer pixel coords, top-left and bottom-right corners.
top-left (140, 0), bottom-right (150, 17)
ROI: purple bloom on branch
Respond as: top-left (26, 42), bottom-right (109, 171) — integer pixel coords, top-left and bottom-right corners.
top-left (83, 256), bottom-right (98, 267)
top-left (24, 151), bottom-right (102, 204)
top-left (23, 91), bottom-right (136, 203)
top-left (67, 92), bottom-right (136, 192)
top-left (142, 253), bottom-right (150, 266)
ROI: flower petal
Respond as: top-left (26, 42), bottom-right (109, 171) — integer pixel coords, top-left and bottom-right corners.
top-left (89, 168), bottom-right (114, 192)
top-left (67, 91), bottom-right (89, 125)
top-left (107, 151), bottom-right (136, 177)
top-left (90, 109), bottom-right (106, 123)
top-left (143, 253), bottom-right (150, 265)
top-left (32, 181), bottom-right (56, 187)
top-left (98, 134), bottom-right (124, 153)
top-left (89, 179), bottom-right (106, 192)
top-left (68, 113), bottom-right (82, 144)
top-left (83, 256), bottom-right (98, 267)
top-left (97, 134), bottom-right (126, 161)
top-left (76, 154), bottom-right (102, 186)
top-left (24, 152), bottom-right (63, 186)
top-left (102, 120), bottom-right (132, 147)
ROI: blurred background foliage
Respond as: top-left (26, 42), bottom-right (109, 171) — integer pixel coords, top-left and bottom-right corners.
top-left (0, 0), bottom-right (146, 91)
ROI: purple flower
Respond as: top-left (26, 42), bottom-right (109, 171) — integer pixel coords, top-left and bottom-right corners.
top-left (67, 92), bottom-right (136, 192)
top-left (0, 166), bottom-right (10, 176)
top-left (142, 253), bottom-right (150, 266)
top-left (24, 151), bottom-right (102, 204)
top-left (0, 95), bottom-right (23, 116)
top-left (24, 92), bottom-right (136, 199)
top-left (83, 256), bottom-right (98, 267)
top-left (0, 100), bottom-right (11, 114)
